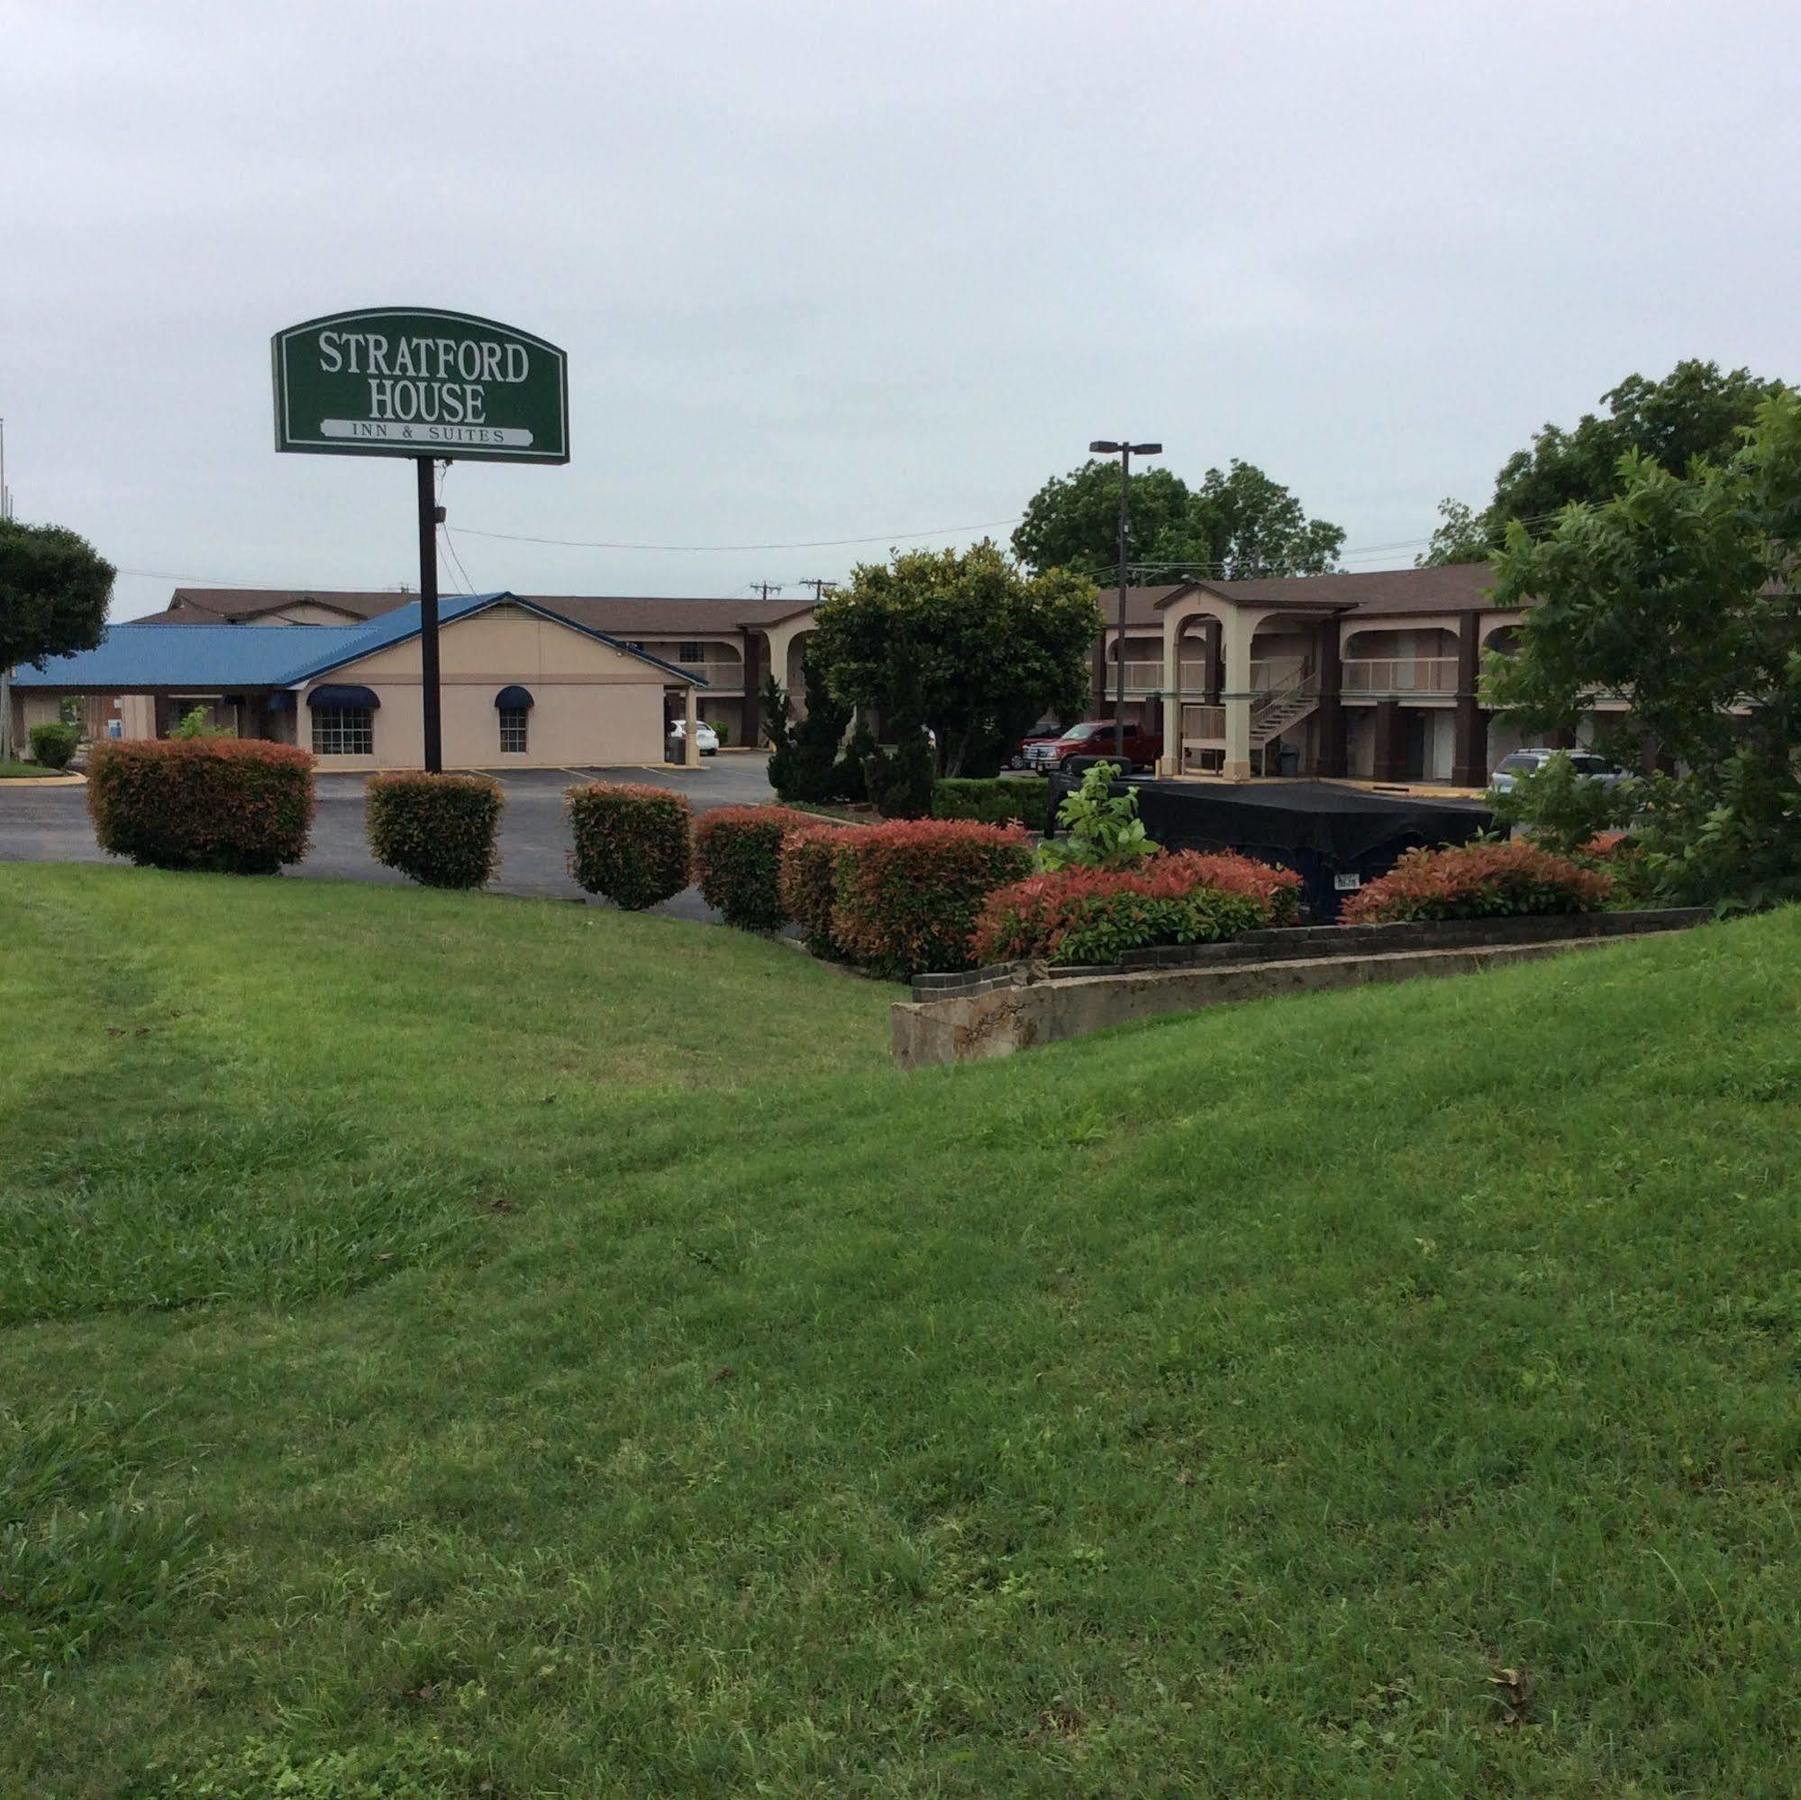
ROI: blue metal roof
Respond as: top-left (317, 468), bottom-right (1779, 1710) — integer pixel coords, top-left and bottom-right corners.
top-left (10, 592), bottom-right (705, 688)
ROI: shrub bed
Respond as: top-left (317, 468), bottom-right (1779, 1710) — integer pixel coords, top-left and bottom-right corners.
top-left (974, 850), bottom-right (1296, 966)
top-left (692, 805), bottom-right (819, 930)
top-left (932, 777), bottom-right (1050, 832)
top-left (86, 739), bottom-right (316, 874)
top-left (28, 722), bottom-right (80, 770)
top-left (778, 826), bottom-right (851, 957)
top-left (366, 772), bottom-right (503, 889)
top-left (832, 819), bottom-right (1034, 979)
top-left (1341, 839), bottom-right (1611, 925)
top-left (567, 781), bottom-right (692, 910)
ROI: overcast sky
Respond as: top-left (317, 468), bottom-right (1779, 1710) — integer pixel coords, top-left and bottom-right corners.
top-left (5, 0), bottom-right (1797, 621)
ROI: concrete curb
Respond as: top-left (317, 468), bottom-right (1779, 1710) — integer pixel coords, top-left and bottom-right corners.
top-left (0, 771), bottom-right (87, 788)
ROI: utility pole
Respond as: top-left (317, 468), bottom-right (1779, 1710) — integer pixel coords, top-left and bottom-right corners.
top-left (1088, 438), bottom-right (1162, 762)
top-left (795, 578), bottom-right (837, 602)
top-left (416, 457), bottom-right (445, 773)
top-left (749, 581), bottom-right (784, 600)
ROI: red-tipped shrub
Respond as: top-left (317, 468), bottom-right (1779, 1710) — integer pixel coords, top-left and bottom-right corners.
top-left (1340, 839), bottom-right (1612, 925)
top-left (367, 772), bottom-right (503, 889)
top-left (692, 805), bottom-right (820, 930)
top-left (86, 738), bottom-right (315, 874)
top-left (567, 781), bottom-right (692, 910)
top-left (831, 819), bottom-right (1034, 979)
top-left (973, 850), bottom-right (1290, 967)
top-left (779, 826), bottom-right (852, 957)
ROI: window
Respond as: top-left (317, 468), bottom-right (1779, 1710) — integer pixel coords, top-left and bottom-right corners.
top-left (311, 707), bottom-right (373, 755)
top-left (499, 707), bottom-right (528, 754)
top-left (678, 641), bottom-right (704, 664)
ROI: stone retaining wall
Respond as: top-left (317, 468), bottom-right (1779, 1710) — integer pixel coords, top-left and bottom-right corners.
top-left (893, 909), bottom-right (1708, 1069)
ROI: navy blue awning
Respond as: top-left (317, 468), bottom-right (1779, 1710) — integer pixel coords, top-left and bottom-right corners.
top-left (494, 684), bottom-right (534, 710)
top-left (307, 683), bottom-right (380, 710)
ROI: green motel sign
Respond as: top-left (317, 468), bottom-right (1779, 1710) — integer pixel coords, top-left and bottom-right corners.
top-left (271, 307), bottom-right (568, 463)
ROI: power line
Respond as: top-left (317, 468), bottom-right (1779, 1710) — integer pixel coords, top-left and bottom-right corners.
top-left (450, 516), bottom-right (1023, 553)
top-left (440, 525), bottom-right (477, 596)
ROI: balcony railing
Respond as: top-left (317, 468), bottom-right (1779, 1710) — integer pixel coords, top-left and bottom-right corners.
top-left (1341, 656), bottom-right (1458, 697)
top-left (1118, 659), bottom-right (1208, 694)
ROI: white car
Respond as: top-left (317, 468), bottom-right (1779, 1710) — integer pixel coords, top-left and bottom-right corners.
top-left (667, 718), bottom-right (720, 757)
top-left (1489, 747), bottom-right (1628, 794)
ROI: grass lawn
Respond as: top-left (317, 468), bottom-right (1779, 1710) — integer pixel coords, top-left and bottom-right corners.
top-left (0, 758), bottom-right (65, 778)
top-left (4, 863), bottom-right (1801, 1795)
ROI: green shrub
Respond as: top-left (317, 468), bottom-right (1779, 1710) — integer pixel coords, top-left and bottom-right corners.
top-left (86, 739), bottom-right (315, 874)
top-left (767, 655), bottom-right (855, 803)
top-left (365, 772), bottom-right (503, 889)
top-left (1489, 751), bottom-right (1640, 857)
top-left (169, 706), bottom-right (232, 740)
top-left (932, 777), bottom-right (1049, 832)
top-left (567, 781), bottom-right (692, 910)
top-left (27, 721), bottom-right (79, 769)
top-left (864, 731), bottom-right (936, 819)
top-left (1038, 760), bottom-right (1158, 870)
top-left (778, 825), bottom-right (852, 956)
top-left (831, 819), bottom-right (1034, 978)
top-left (691, 805), bottom-right (818, 930)
top-left (1342, 840), bottom-right (1611, 924)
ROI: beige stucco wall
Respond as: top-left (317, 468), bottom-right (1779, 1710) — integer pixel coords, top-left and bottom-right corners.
top-left (298, 603), bottom-right (678, 770)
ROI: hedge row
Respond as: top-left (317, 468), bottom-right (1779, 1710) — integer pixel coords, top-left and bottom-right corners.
top-left (86, 739), bottom-right (316, 874)
top-left (973, 850), bottom-right (1302, 967)
top-left (1341, 840), bottom-right (1611, 924)
top-left (830, 819), bottom-right (1035, 979)
top-left (931, 777), bottom-right (1050, 832)
top-left (366, 772), bottom-right (504, 889)
top-left (691, 805), bottom-right (820, 930)
top-left (567, 782), bottom-right (692, 910)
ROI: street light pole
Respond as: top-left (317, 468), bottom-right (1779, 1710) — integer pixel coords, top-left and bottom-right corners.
top-left (1089, 438), bottom-right (1162, 762)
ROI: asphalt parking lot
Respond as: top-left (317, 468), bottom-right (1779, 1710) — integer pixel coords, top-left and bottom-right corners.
top-left (0, 753), bottom-right (777, 921)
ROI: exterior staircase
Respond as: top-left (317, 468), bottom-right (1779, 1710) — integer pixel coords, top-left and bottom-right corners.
top-left (1250, 669), bottom-right (1320, 750)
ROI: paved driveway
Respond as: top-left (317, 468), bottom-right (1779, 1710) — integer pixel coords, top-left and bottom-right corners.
top-left (0, 754), bottom-right (776, 921)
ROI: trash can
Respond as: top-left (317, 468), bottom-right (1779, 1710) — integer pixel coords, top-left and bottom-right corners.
top-left (1276, 743), bottom-right (1300, 776)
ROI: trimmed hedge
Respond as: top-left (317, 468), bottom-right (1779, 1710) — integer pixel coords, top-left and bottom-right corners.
top-left (778, 826), bottom-right (850, 957)
top-left (973, 850), bottom-right (1297, 966)
top-left (832, 819), bottom-right (1034, 979)
top-left (1341, 840), bottom-right (1611, 925)
top-left (691, 805), bottom-right (818, 930)
top-left (567, 781), bottom-right (692, 910)
top-left (366, 772), bottom-right (503, 889)
top-left (932, 777), bottom-right (1050, 832)
top-left (28, 721), bottom-right (80, 770)
top-left (86, 738), bottom-right (315, 874)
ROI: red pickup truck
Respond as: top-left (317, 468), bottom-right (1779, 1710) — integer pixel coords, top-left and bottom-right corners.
top-left (1024, 719), bottom-right (1163, 775)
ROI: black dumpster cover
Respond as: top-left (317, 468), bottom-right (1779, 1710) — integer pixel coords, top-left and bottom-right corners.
top-left (1134, 780), bottom-right (1491, 864)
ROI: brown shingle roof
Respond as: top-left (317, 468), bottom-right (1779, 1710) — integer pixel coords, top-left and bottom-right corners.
top-left (1113, 563), bottom-right (1503, 618)
top-left (145, 588), bottom-right (818, 632)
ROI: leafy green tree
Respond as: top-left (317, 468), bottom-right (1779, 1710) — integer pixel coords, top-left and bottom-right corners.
top-left (1012, 458), bottom-right (1342, 583)
top-left (1425, 361), bottom-right (1786, 564)
top-left (1, 518), bottom-right (115, 759)
top-left (1485, 388), bottom-right (1801, 907)
top-left (1011, 461), bottom-right (1192, 584)
top-left (811, 541), bottom-right (1100, 778)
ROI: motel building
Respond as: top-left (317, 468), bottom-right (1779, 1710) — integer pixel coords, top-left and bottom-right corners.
top-left (1089, 562), bottom-right (1606, 784)
top-left (10, 562), bottom-right (1619, 784)
top-left (8, 585), bottom-right (825, 768)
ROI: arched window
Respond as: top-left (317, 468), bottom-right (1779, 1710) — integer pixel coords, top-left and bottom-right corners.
top-left (495, 684), bottom-right (533, 754)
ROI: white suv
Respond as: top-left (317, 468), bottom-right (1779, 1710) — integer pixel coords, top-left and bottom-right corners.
top-left (1489, 748), bottom-right (1628, 794)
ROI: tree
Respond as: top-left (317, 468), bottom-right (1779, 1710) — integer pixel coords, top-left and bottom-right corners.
top-left (810, 541), bottom-right (1100, 778)
top-left (1011, 460), bottom-right (1192, 584)
top-left (1146, 460), bottom-right (1345, 579)
top-left (1485, 388), bottom-right (1801, 906)
top-left (0, 517), bottom-right (115, 759)
top-left (1424, 361), bottom-right (1786, 564)
top-left (1012, 458), bottom-right (1342, 584)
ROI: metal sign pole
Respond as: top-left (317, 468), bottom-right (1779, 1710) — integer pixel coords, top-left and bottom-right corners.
top-left (415, 455), bottom-right (442, 773)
